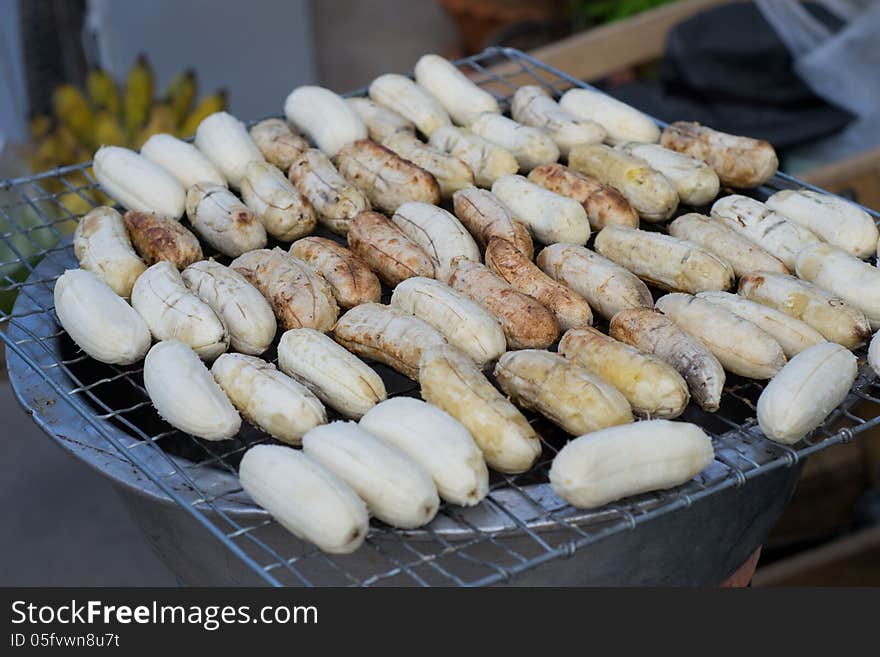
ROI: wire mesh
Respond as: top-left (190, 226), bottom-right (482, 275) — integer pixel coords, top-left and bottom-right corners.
top-left (3, 47), bottom-right (880, 587)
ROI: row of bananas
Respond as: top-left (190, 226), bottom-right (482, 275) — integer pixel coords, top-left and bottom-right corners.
top-left (27, 55), bottom-right (227, 218)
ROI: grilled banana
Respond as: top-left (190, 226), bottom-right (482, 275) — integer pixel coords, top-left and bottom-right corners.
top-left (738, 272), bottom-right (870, 349)
top-left (796, 243), bottom-right (880, 330)
top-left (527, 163), bottom-right (638, 231)
top-left (610, 308), bottom-right (725, 412)
top-left (390, 202), bottom-right (479, 283)
top-left (346, 210), bottom-right (435, 287)
top-left (711, 195), bottom-right (820, 269)
top-left (123, 210), bottom-right (203, 269)
top-left (181, 260), bottom-right (276, 355)
top-left (419, 344), bottom-right (542, 474)
top-left (240, 160), bottom-right (316, 242)
top-left (185, 183), bottom-right (267, 256)
top-left (616, 142), bottom-right (719, 207)
top-left (336, 139), bottom-right (440, 213)
top-left (346, 97), bottom-right (415, 143)
top-left (390, 276), bottom-right (506, 366)
top-left (369, 73), bottom-right (452, 137)
top-left (74, 206), bottom-right (146, 297)
top-left (654, 293), bottom-right (786, 379)
top-left (568, 143), bottom-right (678, 222)
top-left (559, 327), bottom-right (689, 419)
top-left (485, 238), bottom-right (593, 330)
top-left (491, 174), bottom-right (590, 245)
top-left (289, 236), bottom-right (381, 309)
top-left (413, 54), bottom-right (500, 126)
top-left (536, 242), bottom-right (652, 321)
top-left (494, 350), bottom-right (633, 436)
top-left (332, 302), bottom-right (448, 380)
top-left (448, 258), bottom-right (560, 350)
top-left (382, 132), bottom-right (474, 197)
top-left (696, 291), bottom-right (824, 358)
top-left (594, 225), bottom-right (734, 293)
top-left (278, 327), bottom-right (386, 419)
top-left (230, 248), bottom-right (339, 332)
top-left (131, 262), bottom-right (229, 360)
top-left (194, 111), bottom-right (265, 189)
top-left (288, 148), bottom-right (370, 234)
top-left (428, 126), bottom-right (519, 187)
top-left (468, 112), bottom-right (559, 171)
top-left (667, 212), bottom-right (788, 277)
top-left (511, 85), bottom-right (606, 154)
top-left (559, 87), bottom-right (660, 144)
top-left (452, 187), bottom-right (534, 258)
top-left (54, 269), bottom-right (151, 365)
top-left (661, 121), bottom-right (778, 188)
top-left (248, 118), bottom-right (309, 171)
top-left (766, 189), bottom-right (878, 259)
top-left (212, 353), bottom-right (325, 445)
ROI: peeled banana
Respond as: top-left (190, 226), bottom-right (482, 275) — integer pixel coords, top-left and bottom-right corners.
top-left (181, 260), bottom-right (276, 355)
top-left (559, 87), bottom-right (660, 145)
top-left (511, 85), bottom-right (606, 155)
top-left (550, 420), bottom-right (714, 509)
top-left (413, 54), bottom-right (500, 126)
top-left (757, 342), bottom-right (857, 445)
top-left (249, 119), bottom-right (309, 172)
top-left (73, 206), bottom-right (146, 297)
top-left (468, 112), bottom-right (559, 171)
top-left (140, 133), bottom-right (227, 188)
top-left (194, 111), bottom-right (265, 189)
top-left (419, 344), bottom-right (542, 474)
top-left (302, 422), bottom-right (440, 529)
top-left (240, 160), bottom-right (316, 242)
top-left (239, 444), bottom-right (368, 554)
top-left (369, 73), bottom-right (452, 137)
top-left (131, 261), bottom-right (229, 360)
top-left (93, 145), bottom-right (186, 219)
top-left (185, 183), bottom-right (267, 257)
top-left (360, 397), bottom-right (489, 506)
top-left (212, 353), bottom-right (326, 445)
top-left (284, 85), bottom-right (367, 157)
top-left (143, 340), bottom-right (240, 441)
top-left (390, 277), bottom-right (506, 366)
top-left (428, 126), bottom-right (519, 187)
top-left (277, 328), bottom-right (387, 419)
top-left (491, 174), bottom-right (590, 245)
top-left (391, 202), bottom-right (480, 283)
top-left (53, 269), bottom-right (151, 365)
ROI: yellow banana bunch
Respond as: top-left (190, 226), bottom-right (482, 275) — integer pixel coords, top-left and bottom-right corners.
top-left (123, 54), bottom-right (154, 136)
top-left (164, 69), bottom-right (197, 125)
top-left (134, 104), bottom-right (177, 149)
top-left (87, 68), bottom-right (121, 117)
top-left (178, 89), bottom-right (227, 138)
top-left (53, 84), bottom-right (94, 146)
top-left (93, 111), bottom-right (127, 147)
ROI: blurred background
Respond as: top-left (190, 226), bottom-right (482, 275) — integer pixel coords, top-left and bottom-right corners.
top-left (1, 0), bottom-right (879, 586)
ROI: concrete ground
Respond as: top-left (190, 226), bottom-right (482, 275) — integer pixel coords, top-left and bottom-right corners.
top-left (0, 373), bottom-right (177, 586)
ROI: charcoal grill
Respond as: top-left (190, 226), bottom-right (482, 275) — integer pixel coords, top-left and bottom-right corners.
top-left (3, 47), bottom-right (879, 586)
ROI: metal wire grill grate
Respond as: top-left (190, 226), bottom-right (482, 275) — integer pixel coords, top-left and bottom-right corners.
top-left (3, 47), bottom-right (880, 587)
